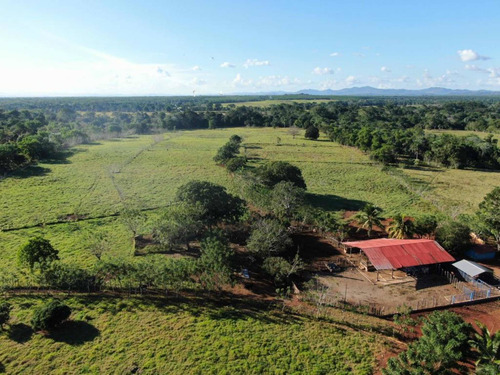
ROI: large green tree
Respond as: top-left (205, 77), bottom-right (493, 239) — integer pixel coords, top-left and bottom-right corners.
top-left (18, 237), bottom-right (59, 273)
top-left (153, 202), bottom-right (205, 250)
top-left (255, 161), bottom-right (307, 189)
top-left (477, 187), bottom-right (500, 251)
top-left (176, 181), bottom-right (245, 226)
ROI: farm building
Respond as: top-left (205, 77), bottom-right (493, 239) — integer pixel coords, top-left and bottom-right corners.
top-left (342, 238), bottom-right (455, 281)
top-left (452, 259), bottom-right (493, 281)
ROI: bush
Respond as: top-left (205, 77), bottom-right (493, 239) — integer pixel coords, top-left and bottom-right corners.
top-left (305, 126), bottom-right (319, 140)
top-left (0, 301), bottom-right (12, 330)
top-left (31, 300), bottom-right (72, 331)
top-left (247, 218), bottom-right (293, 258)
top-left (44, 263), bottom-right (99, 292)
top-left (435, 221), bottom-right (471, 257)
top-left (255, 161), bottom-right (307, 189)
top-left (225, 156), bottom-right (247, 172)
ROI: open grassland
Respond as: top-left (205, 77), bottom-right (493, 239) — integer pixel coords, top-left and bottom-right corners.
top-left (0, 295), bottom-right (383, 374)
top-left (0, 127), bottom-right (498, 272)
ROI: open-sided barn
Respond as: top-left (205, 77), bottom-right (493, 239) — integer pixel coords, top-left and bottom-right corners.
top-left (342, 238), bottom-right (455, 281)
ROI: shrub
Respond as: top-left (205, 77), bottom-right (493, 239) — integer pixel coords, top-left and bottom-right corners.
top-left (435, 221), bottom-right (471, 257)
top-left (255, 161), bottom-right (307, 189)
top-left (0, 301), bottom-right (12, 330)
top-left (44, 263), bottom-right (99, 292)
top-left (31, 300), bottom-right (72, 331)
top-left (305, 126), bottom-right (319, 140)
top-left (247, 218), bottom-right (293, 258)
top-left (225, 156), bottom-right (247, 172)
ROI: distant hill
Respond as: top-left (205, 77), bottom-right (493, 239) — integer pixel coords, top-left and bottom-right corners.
top-left (294, 86), bottom-right (500, 96)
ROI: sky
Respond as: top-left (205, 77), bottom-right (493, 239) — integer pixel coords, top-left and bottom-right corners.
top-left (1, 0), bottom-right (499, 96)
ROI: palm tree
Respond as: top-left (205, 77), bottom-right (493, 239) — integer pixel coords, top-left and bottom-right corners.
top-left (351, 203), bottom-right (383, 238)
top-left (470, 321), bottom-right (500, 374)
top-left (387, 214), bottom-right (415, 239)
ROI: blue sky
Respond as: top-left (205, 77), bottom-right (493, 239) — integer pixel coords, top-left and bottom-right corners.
top-left (1, 0), bottom-right (499, 96)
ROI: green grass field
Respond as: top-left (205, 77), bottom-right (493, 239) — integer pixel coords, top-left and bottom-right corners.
top-left (0, 295), bottom-right (384, 374)
top-left (1, 127), bottom-right (498, 272)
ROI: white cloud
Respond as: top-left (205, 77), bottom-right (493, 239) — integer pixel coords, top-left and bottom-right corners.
top-left (192, 65), bottom-right (201, 71)
top-left (191, 78), bottom-right (206, 85)
top-left (465, 65), bottom-right (500, 77)
top-left (220, 62), bottom-right (235, 68)
top-left (156, 67), bottom-right (170, 76)
top-left (255, 75), bottom-right (301, 88)
top-left (243, 59), bottom-right (271, 68)
top-left (345, 75), bottom-right (359, 85)
top-left (457, 49), bottom-right (490, 62)
top-left (232, 73), bottom-right (252, 87)
top-left (380, 66), bottom-right (391, 73)
top-left (312, 67), bottom-right (334, 75)
top-left (329, 52), bottom-right (340, 57)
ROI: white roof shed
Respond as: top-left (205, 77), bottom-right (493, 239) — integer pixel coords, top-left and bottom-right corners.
top-left (452, 259), bottom-right (493, 278)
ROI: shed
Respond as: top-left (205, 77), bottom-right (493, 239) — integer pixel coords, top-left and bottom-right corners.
top-left (452, 259), bottom-right (493, 280)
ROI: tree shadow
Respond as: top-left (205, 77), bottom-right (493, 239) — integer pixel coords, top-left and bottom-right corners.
top-left (7, 323), bottom-right (34, 343)
top-left (0, 362), bottom-right (4, 373)
top-left (306, 193), bottom-right (367, 211)
top-left (48, 321), bottom-right (100, 346)
top-left (8, 165), bottom-right (51, 179)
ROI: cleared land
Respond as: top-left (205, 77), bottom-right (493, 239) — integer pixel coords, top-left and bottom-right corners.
top-left (0, 295), bottom-right (384, 374)
top-left (1, 127), bottom-right (498, 272)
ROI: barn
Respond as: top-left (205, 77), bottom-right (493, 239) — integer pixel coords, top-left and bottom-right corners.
top-left (342, 238), bottom-right (455, 281)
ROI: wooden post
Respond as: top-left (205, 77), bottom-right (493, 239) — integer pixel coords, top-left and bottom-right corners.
top-left (376, 271), bottom-right (379, 282)
top-left (391, 269), bottom-right (394, 279)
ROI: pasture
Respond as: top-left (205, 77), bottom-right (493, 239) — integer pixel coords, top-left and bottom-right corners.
top-left (0, 127), bottom-right (498, 272)
top-left (0, 295), bottom-right (382, 375)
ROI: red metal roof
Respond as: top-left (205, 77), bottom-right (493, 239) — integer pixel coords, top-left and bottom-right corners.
top-left (342, 239), bottom-right (455, 270)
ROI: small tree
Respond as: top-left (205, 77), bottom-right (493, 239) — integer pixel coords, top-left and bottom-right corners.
top-left (121, 207), bottom-right (145, 251)
top-left (469, 321), bottom-right (500, 374)
top-left (435, 221), bottom-right (471, 257)
top-left (153, 202), bottom-right (205, 250)
top-left (18, 237), bottom-right (59, 273)
top-left (262, 253), bottom-right (304, 286)
top-left (225, 156), bottom-right (247, 172)
top-left (414, 214), bottom-right (438, 238)
top-left (387, 214), bottom-right (415, 239)
top-left (31, 300), bottom-right (71, 332)
top-left (288, 126), bottom-right (300, 139)
top-left (255, 161), bottom-right (307, 189)
top-left (305, 126), bottom-right (319, 140)
top-left (0, 301), bottom-right (12, 330)
top-left (247, 218), bottom-right (292, 258)
top-left (198, 232), bottom-right (233, 290)
top-left (351, 203), bottom-right (384, 238)
top-left (269, 181), bottom-right (305, 222)
top-left (477, 187), bottom-right (500, 252)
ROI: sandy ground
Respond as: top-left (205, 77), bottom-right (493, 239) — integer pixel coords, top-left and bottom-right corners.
top-left (318, 268), bottom-right (462, 314)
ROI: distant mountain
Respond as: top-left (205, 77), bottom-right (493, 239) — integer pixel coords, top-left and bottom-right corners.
top-left (294, 86), bottom-right (500, 96)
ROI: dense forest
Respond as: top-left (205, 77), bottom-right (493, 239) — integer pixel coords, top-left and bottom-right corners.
top-left (1, 97), bottom-right (500, 174)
